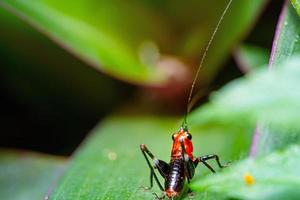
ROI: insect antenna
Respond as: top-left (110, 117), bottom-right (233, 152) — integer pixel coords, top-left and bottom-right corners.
top-left (182, 0), bottom-right (233, 128)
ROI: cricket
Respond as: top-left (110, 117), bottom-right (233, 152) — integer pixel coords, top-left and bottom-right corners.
top-left (140, 0), bottom-right (233, 199)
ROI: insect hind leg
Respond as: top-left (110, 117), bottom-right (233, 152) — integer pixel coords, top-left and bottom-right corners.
top-left (140, 144), bottom-right (169, 191)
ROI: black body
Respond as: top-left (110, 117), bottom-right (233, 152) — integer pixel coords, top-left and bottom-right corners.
top-left (165, 158), bottom-right (185, 194)
top-left (140, 143), bottom-right (226, 199)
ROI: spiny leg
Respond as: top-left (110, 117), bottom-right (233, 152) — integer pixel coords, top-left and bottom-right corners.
top-left (179, 140), bottom-right (195, 182)
top-left (140, 144), bottom-right (163, 191)
top-left (179, 140), bottom-right (196, 199)
top-left (200, 154), bottom-right (228, 168)
top-left (140, 144), bottom-right (169, 191)
top-left (195, 154), bottom-right (228, 174)
top-left (200, 160), bottom-right (216, 173)
top-left (140, 144), bottom-right (170, 178)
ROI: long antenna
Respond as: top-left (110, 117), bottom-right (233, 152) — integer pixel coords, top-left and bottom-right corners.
top-left (182, 0), bottom-right (233, 129)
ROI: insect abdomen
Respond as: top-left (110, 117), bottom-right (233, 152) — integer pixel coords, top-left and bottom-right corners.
top-left (165, 158), bottom-right (185, 195)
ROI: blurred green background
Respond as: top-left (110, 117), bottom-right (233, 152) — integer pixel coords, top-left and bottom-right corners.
top-left (5, 1), bottom-right (300, 200)
top-left (0, 1), bottom-right (282, 155)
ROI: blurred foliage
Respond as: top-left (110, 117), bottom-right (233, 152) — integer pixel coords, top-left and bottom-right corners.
top-left (188, 2), bottom-right (300, 199)
top-left (1, 0), bottom-right (300, 200)
top-left (269, 1), bottom-right (300, 67)
top-left (0, 8), bottom-right (130, 114)
top-left (191, 145), bottom-right (300, 200)
top-left (0, 150), bottom-right (65, 200)
top-left (291, 0), bottom-right (300, 16)
top-left (234, 44), bottom-right (269, 73)
top-left (189, 55), bottom-right (300, 131)
top-left (190, 53), bottom-right (300, 200)
top-left (1, 0), bottom-right (266, 85)
top-left (0, 0), bottom-right (268, 154)
top-left (0, 8), bottom-right (132, 154)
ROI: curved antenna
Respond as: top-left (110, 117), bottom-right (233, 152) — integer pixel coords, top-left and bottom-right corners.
top-left (182, 0), bottom-right (233, 129)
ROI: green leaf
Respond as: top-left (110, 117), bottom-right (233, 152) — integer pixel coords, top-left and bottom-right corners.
top-left (189, 55), bottom-right (300, 132)
top-left (0, 0), bottom-right (167, 84)
top-left (0, 150), bottom-right (65, 200)
top-left (48, 115), bottom-right (248, 200)
top-left (234, 44), bottom-right (269, 73)
top-left (252, 1), bottom-right (300, 156)
top-left (191, 145), bottom-right (300, 200)
top-left (195, 0), bottom-right (268, 87)
top-left (291, 0), bottom-right (300, 16)
top-left (0, 8), bottom-right (130, 124)
top-left (253, 125), bottom-right (300, 157)
top-left (0, 0), bottom-right (267, 85)
top-left (269, 1), bottom-right (300, 68)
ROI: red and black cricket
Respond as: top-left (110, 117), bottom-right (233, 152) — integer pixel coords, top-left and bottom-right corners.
top-left (140, 123), bottom-right (228, 199)
top-left (139, 0), bottom-right (233, 198)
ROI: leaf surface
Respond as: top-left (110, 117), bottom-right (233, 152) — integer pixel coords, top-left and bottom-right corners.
top-left (191, 145), bottom-right (300, 200)
top-left (269, 1), bottom-right (300, 68)
top-left (0, 0), bottom-right (166, 84)
top-left (0, 150), bottom-right (65, 200)
top-left (234, 44), bottom-right (269, 73)
top-left (251, 0), bottom-right (300, 156)
top-left (291, 0), bottom-right (300, 16)
top-left (48, 115), bottom-right (248, 200)
top-left (189, 55), bottom-right (300, 131)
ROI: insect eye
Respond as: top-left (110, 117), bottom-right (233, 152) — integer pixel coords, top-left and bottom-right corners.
top-left (187, 133), bottom-right (192, 140)
top-left (172, 134), bottom-right (175, 140)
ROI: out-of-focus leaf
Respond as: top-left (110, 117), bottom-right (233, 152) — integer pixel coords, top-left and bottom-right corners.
top-left (0, 0), bottom-right (168, 84)
top-left (291, 0), bottom-right (300, 16)
top-left (189, 55), bottom-right (300, 131)
top-left (0, 9), bottom-right (132, 152)
top-left (0, 8), bottom-right (130, 112)
top-left (191, 145), bottom-right (300, 200)
top-left (195, 0), bottom-right (268, 87)
top-left (250, 1), bottom-right (300, 157)
top-left (48, 115), bottom-right (248, 200)
top-left (0, 0), bottom-right (267, 85)
top-left (253, 125), bottom-right (300, 157)
top-left (269, 1), bottom-right (300, 68)
top-left (0, 150), bottom-right (65, 200)
top-left (234, 44), bottom-right (269, 73)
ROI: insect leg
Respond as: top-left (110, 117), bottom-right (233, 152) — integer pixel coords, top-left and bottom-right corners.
top-left (194, 154), bottom-right (228, 173)
top-left (140, 144), bottom-right (169, 191)
top-left (200, 154), bottom-right (228, 168)
top-left (179, 140), bottom-right (195, 182)
top-left (179, 140), bottom-right (196, 197)
top-left (152, 192), bottom-right (165, 200)
top-left (199, 160), bottom-right (216, 173)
